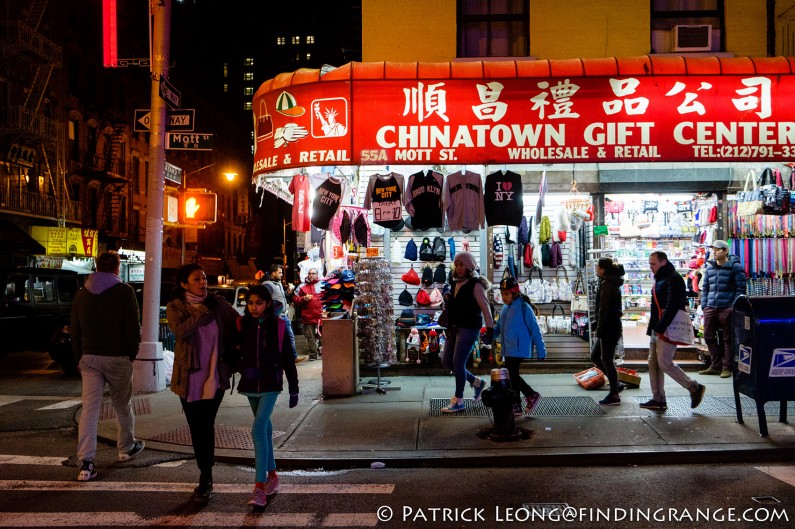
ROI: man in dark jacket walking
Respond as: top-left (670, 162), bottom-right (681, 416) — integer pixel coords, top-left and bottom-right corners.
top-left (698, 240), bottom-right (746, 378)
top-left (71, 252), bottom-right (143, 481)
top-left (641, 251), bottom-right (705, 411)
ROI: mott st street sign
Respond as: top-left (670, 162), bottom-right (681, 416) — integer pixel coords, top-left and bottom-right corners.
top-left (167, 133), bottom-right (214, 151)
top-left (134, 109), bottom-right (195, 132)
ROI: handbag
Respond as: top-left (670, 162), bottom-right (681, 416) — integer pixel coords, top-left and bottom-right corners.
top-left (551, 265), bottom-right (572, 302)
top-left (570, 270), bottom-right (589, 312)
top-left (524, 266), bottom-right (552, 304)
top-left (652, 287), bottom-right (695, 345)
top-left (547, 304), bottom-right (569, 335)
top-left (256, 99), bottom-right (273, 140)
top-left (570, 311), bottom-right (590, 341)
top-left (604, 199), bottom-right (624, 215)
top-left (736, 170), bottom-right (764, 216)
top-left (619, 217), bottom-right (641, 238)
top-left (759, 168), bottom-right (790, 215)
top-left (536, 314), bottom-right (548, 335)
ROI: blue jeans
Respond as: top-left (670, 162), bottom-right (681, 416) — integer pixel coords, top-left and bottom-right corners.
top-left (245, 391), bottom-right (279, 482)
top-left (441, 326), bottom-right (480, 399)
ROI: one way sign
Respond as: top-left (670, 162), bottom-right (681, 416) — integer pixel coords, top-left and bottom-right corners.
top-left (134, 109), bottom-right (195, 132)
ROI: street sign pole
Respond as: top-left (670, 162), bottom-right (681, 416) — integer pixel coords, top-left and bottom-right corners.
top-left (135, 0), bottom-right (170, 394)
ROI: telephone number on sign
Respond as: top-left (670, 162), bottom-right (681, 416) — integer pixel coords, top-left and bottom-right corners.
top-left (693, 145), bottom-right (795, 158)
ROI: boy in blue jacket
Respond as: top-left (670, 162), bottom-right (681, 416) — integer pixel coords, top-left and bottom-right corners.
top-left (495, 277), bottom-right (547, 416)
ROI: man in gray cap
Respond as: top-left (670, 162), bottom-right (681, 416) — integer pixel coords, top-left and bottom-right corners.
top-left (699, 240), bottom-right (746, 378)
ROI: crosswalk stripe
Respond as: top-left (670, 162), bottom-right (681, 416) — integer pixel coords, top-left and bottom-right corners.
top-left (0, 480), bottom-right (394, 494)
top-left (0, 512), bottom-right (323, 527)
top-left (36, 398), bottom-right (82, 410)
top-left (755, 465), bottom-right (795, 488)
top-left (0, 396), bottom-right (26, 407)
top-left (0, 455), bottom-right (68, 466)
top-left (322, 513), bottom-right (378, 526)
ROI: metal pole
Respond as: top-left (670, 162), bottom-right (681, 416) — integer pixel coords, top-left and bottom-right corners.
top-left (133, 0), bottom-right (170, 393)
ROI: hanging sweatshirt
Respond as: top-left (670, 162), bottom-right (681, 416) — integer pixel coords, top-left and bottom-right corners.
top-left (310, 173), bottom-right (348, 230)
top-left (444, 170), bottom-right (484, 232)
top-left (484, 170), bottom-right (523, 227)
top-left (364, 172), bottom-right (405, 229)
top-left (404, 170), bottom-right (444, 230)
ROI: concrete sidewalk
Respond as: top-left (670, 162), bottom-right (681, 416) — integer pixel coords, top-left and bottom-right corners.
top-left (94, 361), bottom-right (795, 468)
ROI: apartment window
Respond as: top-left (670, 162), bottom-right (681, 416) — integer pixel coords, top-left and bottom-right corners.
top-left (223, 63), bottom-right (228, 78)
top-left (306, 53), bottom-right (311, 61)
top-left (294, 53), bottom-right (301, 62)
top-left (277, 36), bottom-right (285, 45)
top-left (650, 0), bottom-right (723, 53)
top-left (306, 35), bottom-right (315, 44)
top-left (244, 57), bottom-right (254, 66)
top-left (243, 72), bottom-right (254, 81)
top-left (223, 83), bottom-right (228, 93)
top-left (244, 101), bottom-right (252, 111)
top-left (244, 86), bottom-right (254, 96)
top-left (292, 35), bottom-right (300, 45)
top-left (457, 0), bottom-right (528, 58)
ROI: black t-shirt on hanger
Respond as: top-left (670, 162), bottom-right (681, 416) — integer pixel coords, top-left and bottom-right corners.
top-left (311, 175), bottom-right (345, 230)
top-left (484, 170), bottom-right (523, 227)
top-left (405, 170), bottom-right (444, 230)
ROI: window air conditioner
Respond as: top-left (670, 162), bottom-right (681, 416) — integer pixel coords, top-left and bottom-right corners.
top-left (672, 25), bottom-right (712, 52)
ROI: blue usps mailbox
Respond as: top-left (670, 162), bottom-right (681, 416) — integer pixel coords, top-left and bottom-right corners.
top-left (732, 295), bottom-right (795, 437)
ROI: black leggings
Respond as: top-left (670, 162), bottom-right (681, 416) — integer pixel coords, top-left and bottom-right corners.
top-left (180, 388), bottom-right (224, 473)
top-left (504, 357), bottom-right (536, 406)
top-left (590, 337), bottom-right (619, 394)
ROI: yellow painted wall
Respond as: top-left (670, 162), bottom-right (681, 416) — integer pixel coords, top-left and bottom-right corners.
top-left (531, 0), bottom-right (650, 59)
top-left (362, 0), bottom-right (457, 62)
top-left (725, 0), bottom-right (768, 57)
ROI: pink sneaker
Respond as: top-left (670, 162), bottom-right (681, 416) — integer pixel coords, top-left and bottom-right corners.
top-left (247, 487), bottom-right (267, 507)
top-left (264, 475), bottom-right (281, 495)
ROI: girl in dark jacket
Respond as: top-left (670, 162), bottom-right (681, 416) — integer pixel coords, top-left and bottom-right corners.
top-left (232, 284), bottom-right (299, 508)
top-left (590, 258), bottom-right (625, 406)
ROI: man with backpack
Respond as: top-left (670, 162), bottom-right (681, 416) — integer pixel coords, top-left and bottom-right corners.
top-left (494, 277), bottom-right (546, 416)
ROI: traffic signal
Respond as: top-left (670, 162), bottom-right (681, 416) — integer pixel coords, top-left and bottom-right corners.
top-left (180, 191), bottom-right (217, 223)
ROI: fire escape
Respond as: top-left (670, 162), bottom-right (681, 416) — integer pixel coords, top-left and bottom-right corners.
top-left (0, 0), bottom-right (79, 225)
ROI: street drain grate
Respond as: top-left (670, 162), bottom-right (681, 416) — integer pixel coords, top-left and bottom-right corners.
top-left (713, 395), bottom-right (795, 416)
top-left (430, 397), bottom-right (605, 417)
top-left (632, 395), bottom-right (734, 416)
top-left (99, 397), bottom-right (151, 421)
top-left (151, 425), bottom-right (254, 450)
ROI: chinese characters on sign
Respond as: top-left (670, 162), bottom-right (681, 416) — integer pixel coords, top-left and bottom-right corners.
top-left (252, 74), bottom-right (795, 175)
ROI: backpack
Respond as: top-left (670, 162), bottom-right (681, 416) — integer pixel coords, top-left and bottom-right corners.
top-left (419, 237), bottom-right (433, 261)
top-left (421, 265), bottom-right (434, 286)
top-left (404, 238), bottom-right (418, 261)
top-left (432, 236), bottom-right (446, 261)
top-left (433, 263), bottom-right (446, 284)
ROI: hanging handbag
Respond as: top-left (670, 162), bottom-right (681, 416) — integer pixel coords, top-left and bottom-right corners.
top-left (547, 304), bottom-right (569, 335)
top-left (759, 168), bottom-right (790, 215)
top-left (523, 265), bottom-right (552, 304)
top-left (570, 270), bottom-right (589, 312)
top-left (256, 99), bottom-right (273, 140)
top-left (736, 170), bottom-right (764, 216)
top-left (551, 265), bottom-right (572, 302)
top-left (570, 311), bottom-right (590, 341)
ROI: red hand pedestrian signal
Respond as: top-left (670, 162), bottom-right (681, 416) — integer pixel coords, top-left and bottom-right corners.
top-left (180, 192), bottom-right (217, 223)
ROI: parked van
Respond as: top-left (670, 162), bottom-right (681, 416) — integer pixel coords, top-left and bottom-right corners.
top-left (1, 268), bottom-right (87, 373)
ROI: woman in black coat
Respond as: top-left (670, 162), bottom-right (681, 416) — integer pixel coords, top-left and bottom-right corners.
top-left (590, 258), bottom-right (625, 405)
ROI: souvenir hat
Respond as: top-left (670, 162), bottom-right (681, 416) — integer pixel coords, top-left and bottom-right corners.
top-left (397, 308), bottom-right (416, 326)
top-left (398, 288), bottom-right (413, 306)
top-left (341, 269), bottom-right (355, 282)
top-left (401, 267), bottom-right (421, 285)
top-left (275, 91), bottom-right (305, 116)
top-left (429, 287), bottom-right (443, 308)
top-left (416, 288), bottom-right (431, 306)
top-left (416, 313), bottom-right (432, 325)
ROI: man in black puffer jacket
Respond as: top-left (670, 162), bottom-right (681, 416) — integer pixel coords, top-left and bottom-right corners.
top-left (641, 251), bottom-right (705, 411)
top-left (698, 240), bottom-right (746, 378)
